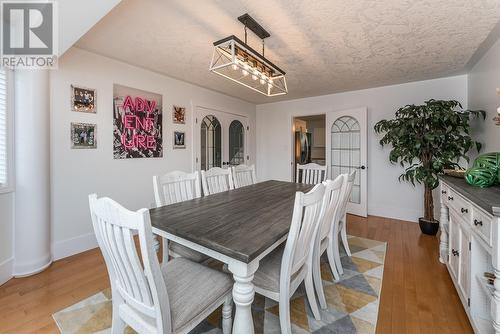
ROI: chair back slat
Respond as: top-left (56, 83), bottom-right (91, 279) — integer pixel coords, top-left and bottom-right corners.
top-left (232, 164), bottom-right (257, 188)
top-left (89, 194), bottom-right (171, 332)
top-left (153, 171), bottom-right (201, 207)
top-left (337, 170), bottom-right (356, 220)
top-left (201, 167), bottom-right (234, 195)
top-left (318, 175), bottom-right (346, 242)
top-left (280, 184), bottom-right (325, 284)
top-left (296, 163), bottom-right (327, 184)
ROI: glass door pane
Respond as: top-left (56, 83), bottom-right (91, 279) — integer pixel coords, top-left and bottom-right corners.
top-left (331, 116), bottom-right (361, 204)
top-left (201, 115), bottom-right (221, 169)
top-left (229, 120), bottom-right (244, 166)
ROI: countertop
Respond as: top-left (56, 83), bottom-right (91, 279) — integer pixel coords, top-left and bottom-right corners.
top-left (439, 175), bottom-right (500, 216)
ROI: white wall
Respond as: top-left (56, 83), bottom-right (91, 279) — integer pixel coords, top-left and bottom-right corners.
top-left (59, 0), bottom-right (122, 56)
top-left (468, 38), bottom-right (500, 155)
top-left (50, 48), bottom-right (256, 259)
top-left (256, 75), bottom-right (468, 222)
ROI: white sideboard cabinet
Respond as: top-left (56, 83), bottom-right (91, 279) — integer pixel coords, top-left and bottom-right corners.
top-left (439, 176), bottom-right (500, 334)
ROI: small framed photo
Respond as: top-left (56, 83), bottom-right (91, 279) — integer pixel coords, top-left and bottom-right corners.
top-left (71, 123), bottom-right (97, 149)
top-left (172, 105), bottom-right (186, 124)
top-left (71, 85), bottom-right (96, 113)
top-left (173, 131), bottom-right (185, 149)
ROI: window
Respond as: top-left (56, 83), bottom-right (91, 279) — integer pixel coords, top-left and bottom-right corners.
top-left (331, 116), bottom-right (361, 203)
top-left (0, 68), bottom-right (10, 190)
top-left (200, 115), bottom-right (221, 170)
top-left (229, 120), bottom-right (244, 166)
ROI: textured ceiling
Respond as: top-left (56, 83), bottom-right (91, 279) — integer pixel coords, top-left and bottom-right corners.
top-left (75, 0), bottom-right (500, 104)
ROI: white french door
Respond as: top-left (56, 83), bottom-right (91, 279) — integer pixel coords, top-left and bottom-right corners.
top-left (194, 106), bottom-right (249, 171)
top-left (326, 108), bottom-right (368, 217)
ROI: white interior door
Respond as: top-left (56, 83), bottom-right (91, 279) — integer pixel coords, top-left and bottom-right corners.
top-left (326, 108), bottom-right (367, 217)
top-left (194, 106), bottom-right (249, 171)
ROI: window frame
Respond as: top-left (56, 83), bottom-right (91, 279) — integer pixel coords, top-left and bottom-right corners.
top-left (0, 69), bottom-right (14, 194)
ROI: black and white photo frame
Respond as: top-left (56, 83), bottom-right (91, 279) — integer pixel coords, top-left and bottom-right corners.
top-left (173, 131), bottom-right (185, 149)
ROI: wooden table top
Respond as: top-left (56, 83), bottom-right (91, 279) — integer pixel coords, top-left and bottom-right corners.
top-left (150, 180), bottom-right (313, 263)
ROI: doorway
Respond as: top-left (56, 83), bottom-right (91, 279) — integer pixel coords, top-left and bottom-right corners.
top-left (194, 106), bottom-right (249, 171)
top-left (292, 114), bottom-right (326, 181)
top-left (292, 108), bottom-right (368, 217)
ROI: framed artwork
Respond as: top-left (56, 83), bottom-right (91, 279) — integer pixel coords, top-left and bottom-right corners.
top-left (71, 85), bottom-right (96, 113)
top-left (173, 131), bottom-right (185, 149)
top-left (113, 84), bottom-right (163, 159)
top-left (71, 122), bottom-right (97, 149)
top-left (173, 105), bottom-right (186, 124)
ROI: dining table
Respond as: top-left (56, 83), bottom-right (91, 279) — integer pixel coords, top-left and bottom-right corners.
top-left (150, 180), bottom-right (313, 334)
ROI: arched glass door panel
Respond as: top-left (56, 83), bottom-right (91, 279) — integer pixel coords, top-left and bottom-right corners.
top-left (229, 120), bottom-right (244, 166)
top-left (331, 116), bottom-right (361, 204)
top-left (201, 115), bottom-right (221, 169)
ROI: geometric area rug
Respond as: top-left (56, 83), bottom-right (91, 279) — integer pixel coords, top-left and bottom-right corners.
top-left (53, 236), bottom-right (386, 334)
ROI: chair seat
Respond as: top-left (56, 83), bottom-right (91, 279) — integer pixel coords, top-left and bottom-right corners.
top-left (162, 257), bottom-right (233, 332)
top-left (170, 241), bottom-right (210, 263)
top-left (253, 245), bottom-right (285, 293)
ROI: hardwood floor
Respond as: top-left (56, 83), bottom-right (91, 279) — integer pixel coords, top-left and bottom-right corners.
top-left (0, 215), bottom-right (473, 334)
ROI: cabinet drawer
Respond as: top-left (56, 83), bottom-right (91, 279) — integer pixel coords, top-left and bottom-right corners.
top-left (472, 208), bottom-right (492, 246)
top-left (440, 184), bottom-right (449, 204)
top-left (447, 189), bottom-right (472, 222)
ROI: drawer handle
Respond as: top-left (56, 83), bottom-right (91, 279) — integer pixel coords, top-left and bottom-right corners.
top-left (461, 208), bottom-right (468, 214)
top-left (474, 219), bottom-right (483, 226)
top-left (448, 196), bottom-right (454, 201)
top-left (441, 190), bottom-right (447, 194)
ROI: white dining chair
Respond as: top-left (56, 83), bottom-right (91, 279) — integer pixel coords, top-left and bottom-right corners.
top-left (152, 171), bottom-right (209, 263)
top-left (253, 183), bottom-right (326, 333)
top-left (89, 194), bottom-right (233, 334)
top-left (201, 167), bottom-right (234, 195)
top-left (231, 164), bottom-right (257, 188)
top-left (334, 170), bottom-right (356, 275)
top-left (296, 163), bottom-right (328, 184)
top-left (311, 175), bottom-right (346, 309)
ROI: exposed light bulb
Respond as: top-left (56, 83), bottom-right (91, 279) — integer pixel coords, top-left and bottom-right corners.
top-left (252, 74), bottom-right (258, 81)
top-left (242, 69), bottom-right (249, 76)
top-left (268, 78), bottom-right (274, 84)
top-left (260, 78), bottom-right (265, 85)
top-left (231, 64), bottom-right (238, 70)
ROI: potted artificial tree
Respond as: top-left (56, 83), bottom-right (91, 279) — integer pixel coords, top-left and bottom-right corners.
top-left (374, 99), bottom-right (485, 235)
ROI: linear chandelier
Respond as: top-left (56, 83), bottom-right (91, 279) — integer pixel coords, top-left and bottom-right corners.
top-left (209, 13), bottom-right (287, 97)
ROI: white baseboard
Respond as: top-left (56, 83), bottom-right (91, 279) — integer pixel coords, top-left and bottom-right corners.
top-left (0, 257), bottom-right (13, 286)
top-left (52, 232), bottom-right (98, 261)
top-left (368, 206), bottom-right (421, 223)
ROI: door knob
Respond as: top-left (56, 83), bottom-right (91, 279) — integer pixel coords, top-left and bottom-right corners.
top-left (356, 165), bottom-right (366, 170)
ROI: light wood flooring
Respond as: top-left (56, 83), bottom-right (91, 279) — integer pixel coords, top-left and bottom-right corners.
top-left (0, 215), bottom-right (473, 333)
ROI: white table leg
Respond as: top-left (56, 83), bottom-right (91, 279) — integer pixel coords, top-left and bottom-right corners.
top-left (228, 261), bottom-right (259, 334)
top-left (161, 237), bottom-right (169, 265)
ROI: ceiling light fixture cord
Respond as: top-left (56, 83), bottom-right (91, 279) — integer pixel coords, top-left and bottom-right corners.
top-left (262, 39), bottom-right (265, 57)
top-left (244, 25), bottom-right (248, 44)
